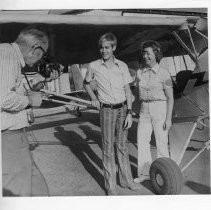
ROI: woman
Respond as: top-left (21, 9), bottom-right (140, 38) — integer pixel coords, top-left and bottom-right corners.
top-left (134, 40), bottom-right (174, 183)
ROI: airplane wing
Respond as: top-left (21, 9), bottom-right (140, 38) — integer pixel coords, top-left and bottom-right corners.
top-left (0, 9), bottom-right (202, 65)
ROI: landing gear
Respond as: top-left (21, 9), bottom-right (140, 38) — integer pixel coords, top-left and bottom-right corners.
top-left (149, 157), bottom-right (183, 195)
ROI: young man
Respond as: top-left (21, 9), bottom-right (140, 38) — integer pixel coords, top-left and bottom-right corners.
top-left (0, 27), bottom-right (52, 196)
top-left (84, 33), bottom-right (142, 195)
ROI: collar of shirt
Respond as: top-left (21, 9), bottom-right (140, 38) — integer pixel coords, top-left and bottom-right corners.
top-left (100, 56), bottom-right (120, 68)
top-left (143, 63), bottom-right (159, 74)
top-left (11, 42), bottom-right (26, 68)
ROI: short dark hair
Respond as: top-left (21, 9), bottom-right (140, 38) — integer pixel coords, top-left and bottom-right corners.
top-left (98, 33), bottom-right (117, 48)
top-left (140, 40), bottom-right (163, 63)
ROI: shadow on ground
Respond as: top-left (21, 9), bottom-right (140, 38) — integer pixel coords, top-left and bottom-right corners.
top-left (3, 188), bottom-right (19, 197)
top-left (30, 112), bottom-right (100, 132)
top-left (54, 126), bottom-right (105, 191)
top-left (79, 125), bottom-right (102, 149)
top-left (185, 181), bottom-right (211, 194)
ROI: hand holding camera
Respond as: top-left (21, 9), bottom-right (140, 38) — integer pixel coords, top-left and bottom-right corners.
top-left (45, 68), bottom-right (60, 82)
top-left (38, 61), bottom-right (63, 81)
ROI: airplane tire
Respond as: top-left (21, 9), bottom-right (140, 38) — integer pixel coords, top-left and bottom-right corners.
top-left (149, 157), bottom-right (183, 195)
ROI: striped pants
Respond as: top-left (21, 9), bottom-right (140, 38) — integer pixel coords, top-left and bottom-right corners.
top-left (100, 105), bottom-right (134, 193)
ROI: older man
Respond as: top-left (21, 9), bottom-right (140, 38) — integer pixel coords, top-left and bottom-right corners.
top-left (1, 27), bottom-right (50, 196)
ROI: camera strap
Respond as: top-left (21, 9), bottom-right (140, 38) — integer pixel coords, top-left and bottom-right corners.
top-left (22, 68), bottom-right (34, 91)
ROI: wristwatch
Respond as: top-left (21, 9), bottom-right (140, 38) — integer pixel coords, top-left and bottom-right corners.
top-left (126, 109), bottom-right (132, 115)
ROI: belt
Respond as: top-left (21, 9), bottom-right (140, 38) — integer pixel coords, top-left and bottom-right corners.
top-left (1, 128), bottom-right (25, 135)
top-left (142, 99), bottom-right (166, 103)
top-left (101, 101), bottom-right (127, 109)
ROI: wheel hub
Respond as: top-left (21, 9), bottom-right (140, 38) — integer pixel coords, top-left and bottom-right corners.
top-left (155, 173), bottom-right (164, 186)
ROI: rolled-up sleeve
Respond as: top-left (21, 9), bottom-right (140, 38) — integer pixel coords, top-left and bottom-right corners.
top-left (162, 70), bottom-right (173, 89)
top-left (1, 92), bottom-right (29, 112)
top-left (84, 63), bottom-right (94, 83)
top-left (122, 63), bottom-right (133, 85)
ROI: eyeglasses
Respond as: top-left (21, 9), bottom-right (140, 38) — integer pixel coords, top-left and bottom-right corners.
top-left (32, 44), bottom-right (48, 59)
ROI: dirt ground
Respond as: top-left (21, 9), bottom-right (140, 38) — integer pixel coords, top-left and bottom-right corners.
top-left (28, 109), bottom-right (210, 196)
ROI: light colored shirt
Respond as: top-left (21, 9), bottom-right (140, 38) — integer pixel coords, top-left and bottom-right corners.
top-left (137, 63), bottom-right (172, 101)
top-left (86, 57), bottom-right (133, 104)
top-left (0, 43), bottom-right (29, 130)
top-left (22, 71), bottom-right (44, 90)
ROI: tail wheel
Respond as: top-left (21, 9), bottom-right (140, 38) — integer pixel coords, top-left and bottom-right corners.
top-left (149, 157), bottom-right (183, 195)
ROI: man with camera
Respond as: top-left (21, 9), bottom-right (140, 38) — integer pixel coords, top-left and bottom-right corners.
top-left (0, 27), bottom-right (55, 196)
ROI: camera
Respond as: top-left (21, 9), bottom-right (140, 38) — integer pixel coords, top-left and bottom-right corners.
top-left (38, 62), bottom-right (62, 78)
top-left (37, 55), bottom-right (63, 78)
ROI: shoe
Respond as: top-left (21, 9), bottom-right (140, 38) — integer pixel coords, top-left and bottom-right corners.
top-left (127, 182), bottom-right (144, 191)
top-left (133, 175), bottom-right (150, 183)
top-left (106, 190), bottom-right (118, 196)
top-left (120, 182), bottom-right (143, 191)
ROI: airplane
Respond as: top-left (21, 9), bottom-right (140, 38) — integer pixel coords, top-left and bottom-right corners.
top-left (0, 8), bottom-right (209, 195)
